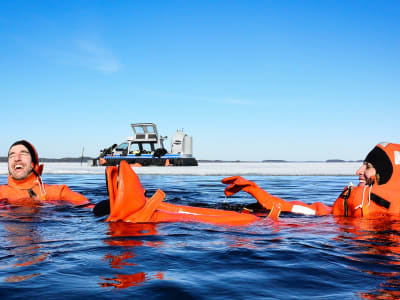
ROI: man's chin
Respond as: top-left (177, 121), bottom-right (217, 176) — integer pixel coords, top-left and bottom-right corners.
top-left (9, 171), bottom-right (31, 180)
top-left (358, 181), bottom-right (366, 187)
top-left (11, 175), bottom-right (27, 180)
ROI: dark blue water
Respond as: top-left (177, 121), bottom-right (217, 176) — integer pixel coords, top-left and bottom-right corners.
top-left (1, 174), bottom-right (400, 299)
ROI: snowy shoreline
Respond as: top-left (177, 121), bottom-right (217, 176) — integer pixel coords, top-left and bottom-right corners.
top-left (0, 162), bottom-right (360, 176)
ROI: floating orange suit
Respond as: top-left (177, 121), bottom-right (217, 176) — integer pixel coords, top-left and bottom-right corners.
top-left (105, 160), bottom-right (258, 226)
top-left (222, 143), bottom-right (400, 218)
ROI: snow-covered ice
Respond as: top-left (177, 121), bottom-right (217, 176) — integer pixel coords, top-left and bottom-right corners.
top-left (0, 162), bottom-right (360, 176)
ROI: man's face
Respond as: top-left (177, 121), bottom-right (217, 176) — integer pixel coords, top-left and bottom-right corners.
top-left (8, 144), bottom-right (33, 180)
top-left (356, 162), bottom-right (377, 187)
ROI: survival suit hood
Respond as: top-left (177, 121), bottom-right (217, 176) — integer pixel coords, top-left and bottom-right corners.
top-left (364, 142), bottom-right (400, 187)
top-left (8, 140), bottom-right (43, 176)
top-left (354, 142), bottom-right (400, 216)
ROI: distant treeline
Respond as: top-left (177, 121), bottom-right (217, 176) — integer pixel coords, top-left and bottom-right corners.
top-left (326, 159), bottom-right (363, 163)
top-left (199, 159), bottom-right (363, 163)
top-left (0, 156), bottom-right (96, 163)
top-left (0, 157), bottom-right (362, 163)
top-left (198, 160), bottom-right (243, 163)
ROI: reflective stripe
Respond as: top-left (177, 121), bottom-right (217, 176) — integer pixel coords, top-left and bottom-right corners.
top-left (395, 151), bottom-right (400, 165)
top-left (291, 205), bottom-right (316, 215)
top-left (379, 142), bottom-right (389, 147)
top-left (178, 209), bottom-right (201, 216)
top-left (370, 193), bottom-right (391, 209)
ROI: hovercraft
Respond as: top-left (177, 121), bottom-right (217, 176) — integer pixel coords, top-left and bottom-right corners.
top-left (95, 123), bottom-right (198, 166)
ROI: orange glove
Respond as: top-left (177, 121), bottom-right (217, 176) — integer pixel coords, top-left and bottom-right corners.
top-left (222, 176), bottom-right (332, 216)
top-left (222, 176), bottom-right (284, 210)
top-left (222, 176), bottom-right (258, 196)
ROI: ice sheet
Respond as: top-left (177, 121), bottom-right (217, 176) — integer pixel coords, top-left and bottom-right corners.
top-left (0, 162), bottom-right (360, 176)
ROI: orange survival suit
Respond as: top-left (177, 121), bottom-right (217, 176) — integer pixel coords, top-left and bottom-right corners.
top-left (103, 160), bottom-right (258, 226)
top-left (0, 140), bottom-right (90, 206)
top-left (222, 142), bottom-right (400, 218)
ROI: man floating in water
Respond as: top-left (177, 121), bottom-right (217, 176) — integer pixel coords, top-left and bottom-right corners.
top-left (222, 142), bottom-right (400, 218)
top-left (0, 140), bottom-right (92, 206)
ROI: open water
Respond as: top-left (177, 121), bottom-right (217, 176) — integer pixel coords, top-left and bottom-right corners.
top-left (1, 173), bottom-right (400, 299)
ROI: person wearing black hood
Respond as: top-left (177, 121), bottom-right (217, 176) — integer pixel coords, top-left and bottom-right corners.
top-left (222, 142), bottom-right (400, 218)
top-left (0, 140), bottom-right (92, 206)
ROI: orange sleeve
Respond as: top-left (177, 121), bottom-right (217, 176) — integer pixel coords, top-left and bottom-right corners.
top-left (243, 184), bottom-right (332, 215)
top-left (0, 184), bottom-right (31, 201)
top-left (45, 184), bottom-right (90, 206)
top-left (0, 185), bottom-right (7, 199)
top-left (223, 176), bottom-right (332, 216)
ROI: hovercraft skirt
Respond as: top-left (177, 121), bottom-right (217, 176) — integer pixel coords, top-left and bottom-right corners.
top-left (103, 157), bottom-right (198, 166)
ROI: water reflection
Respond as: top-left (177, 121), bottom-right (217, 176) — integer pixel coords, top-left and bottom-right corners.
top-left (0, 202), bottom-right (49, 283)
top-left (334, 217), bottom-right (400, 298)
top-left (100, 222), bottom-right (164, 289)
top-left (100, 271), bottom-right (164, 289)
top-left (98, 215), bottom-right (400, 296)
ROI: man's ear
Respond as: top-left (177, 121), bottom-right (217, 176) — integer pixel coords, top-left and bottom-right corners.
top-left (369, 175), bottom-right (377, 185)
top-left (32, 163), bottom-right (44, 176)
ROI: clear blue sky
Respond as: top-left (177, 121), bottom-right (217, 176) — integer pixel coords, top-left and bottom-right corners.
top-left (1, 1), bottom-right (399, 161)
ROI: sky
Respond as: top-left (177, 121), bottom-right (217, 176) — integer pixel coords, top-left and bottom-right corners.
top-left (0, 1), bottom-right (399, 161)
